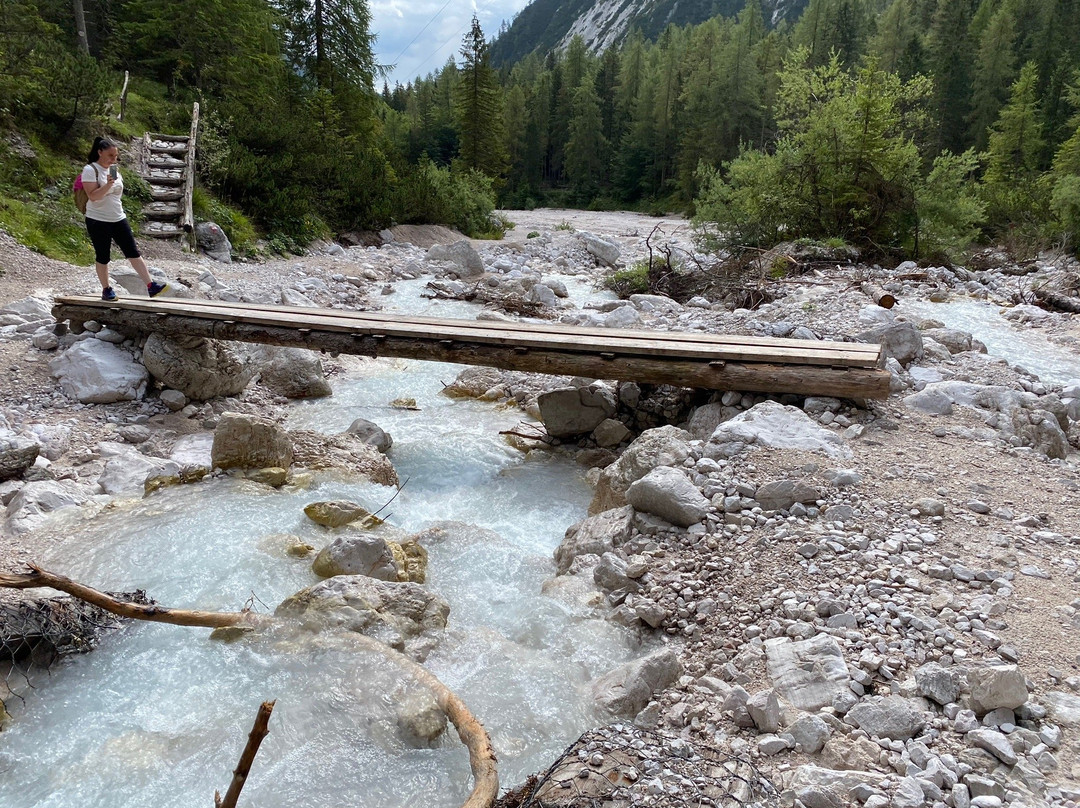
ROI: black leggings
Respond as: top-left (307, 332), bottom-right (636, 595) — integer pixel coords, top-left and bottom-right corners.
top-left (85, 217), bottom-right (141, 265)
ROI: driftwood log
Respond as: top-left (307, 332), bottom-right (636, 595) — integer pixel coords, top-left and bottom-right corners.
top-left (1033, 287), bottom-right (1080, 314)
top-left (216, 700), bottom-right (276, 808)
top-left (0, 565), bottom-right (498, 808)
top-left (860, 283), bottom-right (896, 309)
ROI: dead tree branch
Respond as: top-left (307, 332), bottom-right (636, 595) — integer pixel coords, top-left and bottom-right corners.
top-left (215, 700), bottom-right (276, 808)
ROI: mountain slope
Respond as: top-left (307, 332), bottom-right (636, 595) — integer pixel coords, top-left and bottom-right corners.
top-left (490, 0), bottom-right (804, 66)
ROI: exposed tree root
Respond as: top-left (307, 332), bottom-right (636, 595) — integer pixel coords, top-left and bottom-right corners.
top-left (0, 564), bottom-right (499, 808)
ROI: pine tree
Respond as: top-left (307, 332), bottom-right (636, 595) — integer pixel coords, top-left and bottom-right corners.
top-left (454, 15), bottom-right (507, 177)
top-left (1049, 80), bottom-right (1080, 245)
top-left (870, 0), bottom-right (916, 74)
top-left (274, 0), bottom-right (376, 94)
top-left (927, 0), bottom-right (975, 154)
top-left (968, 4), bottom-right (1016, 150)
top-left (565, 78), bottom-right (610, 195)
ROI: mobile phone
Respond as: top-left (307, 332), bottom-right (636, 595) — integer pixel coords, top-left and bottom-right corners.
top-left (109, 165), bottom-right (118, 180)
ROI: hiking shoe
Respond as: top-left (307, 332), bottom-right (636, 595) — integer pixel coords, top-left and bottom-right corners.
top-left (147, 281), bottom-right (169, 298)
top-left (102, 286), bottom-right (117, 301)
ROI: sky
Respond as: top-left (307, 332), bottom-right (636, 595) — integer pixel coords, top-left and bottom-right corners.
top-left (371, 0), bottom-right (533, 87)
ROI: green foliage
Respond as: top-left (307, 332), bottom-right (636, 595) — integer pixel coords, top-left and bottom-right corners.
top-left (394, 158), bottom-right (501, 237)
top-left (454, 16), bottom-right (507, 177)
top-left (914, 149), bottom-right (986, 256)
top-left (192, 186), bottom-right (257, 252)
top-left (605, 262), bottom-right (651, 296)
top-left (0, 196), bottom-right (94, 264)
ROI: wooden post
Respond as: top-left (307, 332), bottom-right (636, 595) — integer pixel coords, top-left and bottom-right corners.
top-left (118, 71), bottom-right (130, 121)
top-left (183, 102), bottom-right (200, 251)
top-left (72, 0), bottom-right (89, 54)
top-left (215, 701), bottom-right (275, 808)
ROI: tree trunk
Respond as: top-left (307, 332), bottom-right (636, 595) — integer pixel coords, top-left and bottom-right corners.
top-left (72, 0), bottom-right (89, 55)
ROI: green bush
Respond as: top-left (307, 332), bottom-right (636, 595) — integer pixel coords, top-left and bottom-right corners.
top-left (605, 262), bottom-right (651, 296)
top-left (394, 158), bottom-right (503, 237)
top-left (192, 186), bottom-right (258, 252)
top-left (1050, 174), bottom-right (1080, 249)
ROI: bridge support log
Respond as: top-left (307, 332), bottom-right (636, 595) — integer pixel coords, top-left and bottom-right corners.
top-left (54, 301), bottom-right (891, 399)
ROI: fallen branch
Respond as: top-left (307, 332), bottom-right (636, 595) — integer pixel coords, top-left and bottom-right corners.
top-left (0, 565), bottom-right (498, 808)
top-left (216, 700), bottom-right (275, 808)
top-left (1033, 287), bottom-right (1080, 314)
top-left (860, 282), bottom-right (896, 309)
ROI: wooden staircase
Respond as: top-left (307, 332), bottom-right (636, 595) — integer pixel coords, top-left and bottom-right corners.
top-left (140, 102), bottom-right (199, 250)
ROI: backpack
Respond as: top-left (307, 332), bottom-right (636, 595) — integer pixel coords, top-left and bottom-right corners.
top-left (73, 165), bottom-right (102, 215)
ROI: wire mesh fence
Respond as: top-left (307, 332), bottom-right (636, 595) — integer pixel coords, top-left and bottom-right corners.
top-left (499, 725), bottom-right (781, 808)
top-left (0, 588), bottom-right (149, 720)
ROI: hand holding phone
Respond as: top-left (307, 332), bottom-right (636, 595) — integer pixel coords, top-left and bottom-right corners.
top-left (108, 165), bottom-right (118, 181)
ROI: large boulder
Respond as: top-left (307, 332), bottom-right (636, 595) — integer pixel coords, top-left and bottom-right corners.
top-left (211, 412), bottom-right (293, 470)
top-left (754, 479), bottom-right (822, 511)
top-left (590, 648), bottom-right (681, 718)
top-left (276, 576), bottom-right (450, 654)
top-left (580, 233), bottom-right (620, 267)
top-left (96, 442), bottom-right (180, 495)
top-left (304, 500), bottom-right (378, 528)
top-left (427, 240), bottom-right (484, 278)
top-left (142, 333), bottom-right (253, 400)
top-left (50, 340), bottom-right (148, 404)
top-left (625, 466), bottom-right (709, 527)
top-left (766, 635), bottom-right (852, 712)
top-left (705, 401), bottom-right (850, 460)
top-left (345, 418), bottom-right (393, 453)
top-left (857, 321), bottom-right (924, 367)
top-left (195, 221), bottom-right (232, 262)
top-left (312, 532), bottom-right (427, 583)
top-left (590, 425), bottom-right (692, 514)
top-left (0, 434), bottom-right (40, 481)
top-left (554, 506), bottom-right (634, 574)
top-left (6, 480), bottom-right (87, 535)
top-left (251, 347), bottom-right (332, 399)
top-left (967, 665), bottom-right (1028, 715)
top-left (845, 696), bottom-right (925, 740)
top-left (538, 385), bottom-right (617, 438)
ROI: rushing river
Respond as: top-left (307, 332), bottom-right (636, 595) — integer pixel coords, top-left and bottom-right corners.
top-left (0, 278), bottom-right (640, 808)
top-left (906, 298), bottom-right (1080, 386)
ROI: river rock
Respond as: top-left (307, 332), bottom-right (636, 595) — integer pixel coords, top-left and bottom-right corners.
top-left (169, 432), bottom-right (214, 473)
top-left (96, 442), bottom-right (181, 495)
top-left (967, 665), bottom-right (1028, 715)
top-left (427, 240), bottom-right (483, 278)
top-left (312, 533), bottom-right (400, 580)
top-left (538, 385), bottom-right (616, 438)
top-left (922, 327), bottom-right (973, 354)
top-left (251, 346), bottom-right (332, 399)
top-left (754, 479), bottom-right (822, 511)
top-left (904, 387), bottom-right (954, 415)
top-left (704, 401), bottom-right (850, 459)
top-left (591, 419), bottom-right (631, 448)
top-left (142, 333), bottom-right (253, 400)
top-left (1043, 691), bottom-right (1080, 726)
top-left (0, 434), bottom-right (39, 481)
top-left (345, 418), bottom-right (393, 453)
top-left (766, 635), bottom-right (852, 712)
top-left (50, 340), bottom-right (148, 403)
top-left (2, 296), bottom-right (52, 321)
top-left (1017, 410), bottom-right (1068, 459)
top-left (845, 696), bottom-right (925, 740)
top-left (195, 221), bottom-right (232, 262)
top-left (684, 403), bottom-right (738, 440)
top-left (625, 466), bottom-right (709, 527)
top-left (784, 766), bottom-right (891, 805)
top-left (580, 233), bottom-right (620, 267)
top-left (590, 648), bottom-right (681, 718)
top-left (211, 412), bottom-right (293, 470)
top-left (276, 576), bottom-right (449, 654)
top-left (394, 689), bottom-right (447, 747)
top-left (304, 500), bottom-right (378, 528)
top-left (915, 662), bottom-right (961, 705)
top-left (857, 321), bottom-right (924, 367)
top-left (591, 425), bottom-right (692, 513)
top-left (555, 506), bottom-right (634, 574)
top-left (788, 714), bottom-right (831, 754)
top-left (5, 480), bottom-right (87, 535)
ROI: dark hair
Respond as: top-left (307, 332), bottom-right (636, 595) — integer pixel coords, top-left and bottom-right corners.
top-left (87, 137), bottom-right (116, 164)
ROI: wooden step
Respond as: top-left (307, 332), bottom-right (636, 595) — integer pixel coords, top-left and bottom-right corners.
top-left (148, 155), bottom-right (186, 169)
top-left (143, 201), bottom-right (183, 219)
top-left (144, 168), bottom-right (184, 185)
top-left (141, 222), bottom-right (186, 238)
top-left (149, 187), bottom-right (183, 201)
top-left (147, 133), bottom-right (189, 142)
top-left (150, 145), bottom-right (188, 156)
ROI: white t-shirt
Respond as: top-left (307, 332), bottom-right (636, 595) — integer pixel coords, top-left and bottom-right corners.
top-left (82, 162), bottom-right (126, 222)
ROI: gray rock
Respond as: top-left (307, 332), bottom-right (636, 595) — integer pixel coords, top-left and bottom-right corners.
top-left (766, 635), bottom-right (852, 712)
top-left (345, 418), bottom-right (393, 453)
top-left (31, 327), bottom-right (59, 351)
top-left (601, 305), bottom-right (642, 329)
top-left (747, 689), bottom-right (781, 733)
top-left (195, 221), bottom-right (232, 262)
top-left (788, 714), bottom-right (831, 754)
top-left (142, 333), bottom-right (252, 400)
top-left (845, 696), bottom-right (924, 740)
top-left (252, 347), bottom-right (332, 399)
top-left (538, 385), bottom-right (616, 438)
top-left (97, 442), bottom-right (180, 495)
top-left (754, 479), bottom-right (822, 511)
top-left (311, 533), bottom-right (401, 580)
top-left (524, 282), bottom-right (557, 307)
top-left (591, 425), bottom-right (691, 512)
top-left (555, 506), bottom-right (634, 574)
top-left (913, 498), bottom-right (946, 517)
top-left (5, 480), bottom-right (87, 535)
top-left (1043, 691), bottom-right (1080, 726)
top-left (922, 327), bottom-right (973, 354)
top-left (581, 233), bottom-right (620, 266)
top-left (593, 552), bottom-right (635, 592)
top-left (904, 388), bottom-right (954, 415)
top-left (427, 241), bottom-right (484, 278)
top-left (891, 776), bottom-right (926, 808)
top-left (159, 389), bottom-right (187, 411)
top-left (705, 401), bottom-right (851, 459)
top-left (968, 728), bottom-right (1018, 766)
top-left (625, 466), bottom-right (709, 527)
top-left (968, 665), bottom-right (1028, 715)
top-left (50, 340), bottom-right (148, 403)
top-left (758, 734), bottom-right (790, 755)
top-left (276, 575), bottom-right (449, 654)
top-left (857, 321), bottom-right (924, 367)
top-left (591, 418), bottom-right (631, 448)
top-left (915, 662), bottom-right (960, 705)
top-left (590, 648), bottom-right (681, 718)
top-left (0, 435), bottom-right (39, 481)
top-left (211, 412), bottom-right (293, 471)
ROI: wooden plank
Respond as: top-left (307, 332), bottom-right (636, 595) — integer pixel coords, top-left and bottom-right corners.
top-left (55, 296), bottom-right (880, 368)
top-left (74, 296), bottom-right (880, 367)
top-left (183, 102), bottom-right (199, 250)
top-left (52, 298), bottom-right (885, 371)
top-left (50, 302), bottom-right (892, 398)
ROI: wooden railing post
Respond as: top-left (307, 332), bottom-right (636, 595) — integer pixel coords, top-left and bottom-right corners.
top-left (183, 102), bottom-right (200, 252)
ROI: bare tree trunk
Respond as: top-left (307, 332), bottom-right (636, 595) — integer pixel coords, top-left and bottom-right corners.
top-left (72, 0), bottom-right (90, 55)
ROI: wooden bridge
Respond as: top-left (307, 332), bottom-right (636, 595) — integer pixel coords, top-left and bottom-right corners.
top-left (51, 296), bottom-right (891, 399)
